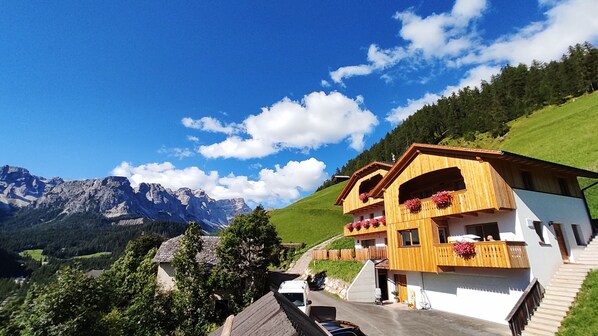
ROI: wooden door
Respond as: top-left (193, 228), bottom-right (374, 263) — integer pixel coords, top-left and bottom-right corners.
top-left (553, 224), bottom-right (569, 262)
top-left (397, 274), bottom-right (408, 303)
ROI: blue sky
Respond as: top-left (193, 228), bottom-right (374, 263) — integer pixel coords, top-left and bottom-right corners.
top-left (1, 0), bottom-right (597, 208)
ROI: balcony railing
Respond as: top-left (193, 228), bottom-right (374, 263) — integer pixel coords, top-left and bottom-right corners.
top-left (312, 246), bottom-right (387, 261)
top-left (434, 241), bottom-right (529, 268)
top-left (343, 223), bottom-right (387, 237)
top-left (399, 190), bottom-right (472, 220)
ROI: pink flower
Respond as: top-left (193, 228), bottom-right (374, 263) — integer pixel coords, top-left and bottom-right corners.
top-left (352, 221), bottom-right (362, 230)
top-left (432, 191), bottom-right (453, 209)
top-left (404, 198), bottom-right (422, 213)
top-left (371, 218), bottom-right (379, 227)
top-left (345, 223), bottom-right (354, 232)
top-left (359, 193), bottom-right (369, 202)
top-left (453, 241), bottom-right (476, 257)
top-left (379, 216), bottom-right (386, 225)
top-left (362, 220), bottom-right (370, 229)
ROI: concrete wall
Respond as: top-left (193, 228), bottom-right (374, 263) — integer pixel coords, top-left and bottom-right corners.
top-left (513, 189), bottom-right (592, 285)
top-left (346, 260), bottom-right (376, 302)
top-left (156, 263), bottom-right (176, 291)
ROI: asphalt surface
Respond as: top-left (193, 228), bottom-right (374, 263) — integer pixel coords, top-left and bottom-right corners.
top-left (310, 289), bottom-right (511, 336)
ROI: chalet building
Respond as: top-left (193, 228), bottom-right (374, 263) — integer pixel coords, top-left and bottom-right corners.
top-left (153, 235), bottom-right (221, 291)
top-left (335, 144), bottom-right (598, 324)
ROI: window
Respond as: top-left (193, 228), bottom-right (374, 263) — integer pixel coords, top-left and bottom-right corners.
top-left (438, 227), bottom-right (448, 244)
top-left (533, 221), bottom-right (545, 243)
top-left (521, 171), bottom-right (535, 191)
top-left (399, 229), bottom-right (420, 247)
top-left (466, 222), bottom-right (500, 241)
top-left (572, 224), bottom-right (585, 246)
top-left (361, 239), bottom-right (376, 248)
top-left (369, 213), bottom-right (374, 219)
top-left (558, 178), bottom-right (571, 196)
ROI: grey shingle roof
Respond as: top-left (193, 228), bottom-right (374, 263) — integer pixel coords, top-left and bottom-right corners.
top-left (210, 291), bottom-right (328, 336)
top-left (152, 235), bottom-right (221, 266)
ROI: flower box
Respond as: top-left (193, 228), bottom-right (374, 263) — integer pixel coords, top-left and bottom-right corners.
top-left (352, 221), bottom-right (362, 230)
top-left (404, 198), bottom-right (422, 213)
top-left (432, 190), bottom-right (453, 209)
top-left (362, 220), bottom-right (370, 229)
top-left (453, 241), bottom-right (476, 258)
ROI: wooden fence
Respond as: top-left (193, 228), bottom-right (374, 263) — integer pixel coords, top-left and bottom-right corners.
top-left (312, 246), bottom-right (387, 261)
top-left (506, 278), bottom-right (544, 336)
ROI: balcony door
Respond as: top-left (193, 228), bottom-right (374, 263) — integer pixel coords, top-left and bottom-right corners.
top-left (552, 223), bottom-right (569, 262)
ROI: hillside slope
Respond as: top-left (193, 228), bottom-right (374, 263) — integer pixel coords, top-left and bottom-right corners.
top-left (269, 181), bottom-right (351, 247)
top-left (444, 91), bottom-right (598, 216)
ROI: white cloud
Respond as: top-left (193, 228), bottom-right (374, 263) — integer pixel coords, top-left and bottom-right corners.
top-left (386, 92), bottom-right (441, 125)
top-left (158, 146), bottom-right (196, 159)
top-left (181, 116), bottom-right (238, 134)
top-left (111, 158), bottom-right (328, 207)
top-left (459, 0), bottom-right (598, 66)
top-left (195, 91), bottom-right (378, 159)
top-left (320, 79), bottom-right (331, 87)
top-left (329, 0), bottom-right (486, 84)
top-left (385, 0), bottom-right (598, 124)
top-left (386, 64), bottom-right (501, 124)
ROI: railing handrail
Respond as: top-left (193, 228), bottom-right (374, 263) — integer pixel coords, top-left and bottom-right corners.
top-left (505, 278), bottom-right (544, 336)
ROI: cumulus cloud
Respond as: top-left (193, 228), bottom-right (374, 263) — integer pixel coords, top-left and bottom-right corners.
top-left (111, 158), bottom-right (328, 207)
top-left (194, 91), bottom-right (378, 159)
top-left (181, 116), bottom-right (238, 134)
top-left (380, 0), bottom-right (598, 124)
top-left (329, 0), bottom-right (486, 84)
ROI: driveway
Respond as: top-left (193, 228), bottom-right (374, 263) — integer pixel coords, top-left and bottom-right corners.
top-left (310, 289), bottom-right (511, 336)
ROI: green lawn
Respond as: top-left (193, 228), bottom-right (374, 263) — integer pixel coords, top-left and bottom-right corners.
top-left (309, 260), bottom-right (364, 283)
top-left (557, 270), bottom-right (598, 336)
top-left (326, 237), bottom-right (355, 250)
top-left (72, 252), bottom-right (112, 259)
top-left (18, 249), bottom-right (44, 262)
top-left (269, 181), bottom-right (352, 248)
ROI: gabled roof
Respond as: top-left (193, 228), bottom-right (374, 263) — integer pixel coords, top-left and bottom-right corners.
top-left (369, 143), bottom-right (598, 198)
top-left (152, 235), bottom-right (221, 265)
top-left (334, 161), bottom-right (393, 205)
top-left (210, 291), bottom-right (328, 336)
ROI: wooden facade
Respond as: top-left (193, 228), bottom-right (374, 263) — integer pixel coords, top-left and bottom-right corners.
top-left (339, 144), bottom-right (598, 274)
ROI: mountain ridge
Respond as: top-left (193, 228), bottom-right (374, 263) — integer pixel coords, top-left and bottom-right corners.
top-left (0, 165), bottom-right (251, 233)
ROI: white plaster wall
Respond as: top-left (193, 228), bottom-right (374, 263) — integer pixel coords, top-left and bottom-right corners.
top-left (405, 269), bottom-right (528, 324)
top-left (346, 260), bottom-right (376, 302)
top-left (513, 189), bottom-right (592, 285)
top-left (156, 263), bottom-right (176, 291)
top-left (354, 232), bottom-right (388, 248)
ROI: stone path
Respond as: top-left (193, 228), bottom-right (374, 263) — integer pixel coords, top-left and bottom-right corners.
top-left (286, 234), bottom-right (342, 276)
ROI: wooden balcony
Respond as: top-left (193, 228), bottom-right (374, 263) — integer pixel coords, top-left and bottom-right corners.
top-left (312, 246), bottom-right (387, 261)
top-left (343, 222), bottom-right (387, 237)
top-left (399, 190), bottom-right (500, 222)
top-left (434, 241), bottom-right (529, 268)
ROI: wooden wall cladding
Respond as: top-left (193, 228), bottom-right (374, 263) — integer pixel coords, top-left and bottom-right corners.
top-left (342, 168), bottom-right (389, 214)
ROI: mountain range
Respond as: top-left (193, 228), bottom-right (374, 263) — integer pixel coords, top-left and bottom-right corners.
top-left (0, 165), bottom-right (251, 233)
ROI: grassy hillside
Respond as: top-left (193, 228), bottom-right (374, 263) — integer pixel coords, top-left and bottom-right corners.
top-left (443, 92), bottom-right (598, 217)
top-left (269, 181), bottom-right (351, 247)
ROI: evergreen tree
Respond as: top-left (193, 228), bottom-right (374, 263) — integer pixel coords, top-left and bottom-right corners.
top-left (216, 206), bottom-right (281, 310)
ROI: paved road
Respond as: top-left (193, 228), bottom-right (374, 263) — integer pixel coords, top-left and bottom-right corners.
top-left (310, 290), bottom-right (511, 336)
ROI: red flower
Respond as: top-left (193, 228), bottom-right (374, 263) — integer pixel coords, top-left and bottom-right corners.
top-left (362, 220), bottom-right (370, 229)
top-left (352, 221), bottom-right (362, 230)
top-left (432, 191), bottom-right (453, 209)
top-left (453, 241), bottom-right (476, 257)
top-left (345, 223), bottom-right (354, 232)
top-left (404, 198), bottom-right (422, 213)
top-left (379, 216), bottom-right (386, 225)
top-left (359, 193), bottom-right (369, 202)
top-left (371, 218), bottom-right (379, 227)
